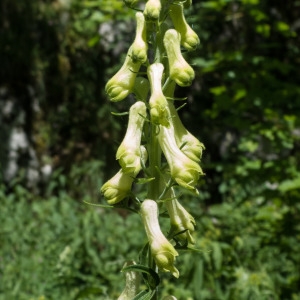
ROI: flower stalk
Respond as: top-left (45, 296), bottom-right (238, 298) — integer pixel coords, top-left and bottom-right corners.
top-left (100, 0), bottom-right (204, 297)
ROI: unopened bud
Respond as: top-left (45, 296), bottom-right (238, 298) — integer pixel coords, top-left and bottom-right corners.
top-left (163, 29), bottom-right (195, 86)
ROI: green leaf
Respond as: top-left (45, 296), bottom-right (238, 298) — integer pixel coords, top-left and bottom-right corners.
top-left (122, 264), bottom-right (160, 289)
top-left (132, 289), bottom-right (156, 300)
top-left (111, 111), bottom-right (129, 116)
top-left (278, 177), bottom-right (300, 192)
top-left (135, 177), bottom-right (155, 184)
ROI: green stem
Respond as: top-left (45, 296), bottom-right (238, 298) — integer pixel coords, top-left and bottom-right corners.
top-left (147, 123), bottom-right (161, 200)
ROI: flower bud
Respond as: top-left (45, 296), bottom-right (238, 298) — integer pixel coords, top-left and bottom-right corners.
top-left (168, 101), bottom-right (205, 162)
top-left (165, 188), bottom-right (196, 244)
top-left (169, 3), bottom-right (199, 51)
top-left (100, 169), bottom-right (134, 205)
top-left (131, 12), bottom-right (148, 63)
top-left (105, 46), bottom-right (141, 102)
top-left (147, 63), bottom-right (171, 127)
top-left (143, 0), bottom-right (161, 21)
top-left (133, 76), bottom-right (150, 101)
top-left (158, 123), bottom-right (203, 192)
top-left (163, 29), bottom-right (195, 87)
top-left (116, 102), bottom-right (147, 175)
top-left (140, 199), bottom-right (179, 278)
top-left (118, 260), bottom-right (141, 300)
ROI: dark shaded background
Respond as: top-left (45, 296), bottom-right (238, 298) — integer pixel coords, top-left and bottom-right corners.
top-left (0, 0), bottom-right (300, 299)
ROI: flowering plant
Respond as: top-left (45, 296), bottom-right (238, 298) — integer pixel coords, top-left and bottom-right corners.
top-left (100, 0), bottom-right (204, 298)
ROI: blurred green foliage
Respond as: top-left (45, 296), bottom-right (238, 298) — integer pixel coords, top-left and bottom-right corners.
top-left (1, 0), bottom-right (300, 299)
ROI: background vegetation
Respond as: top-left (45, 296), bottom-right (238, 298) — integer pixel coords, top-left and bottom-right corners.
top-left (1, 0), bottom-right (300, 299)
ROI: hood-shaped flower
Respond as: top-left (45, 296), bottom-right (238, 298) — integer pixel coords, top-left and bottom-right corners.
top-left (164, 188), bottom-right (196, 244)
top-left (100, 169), bottom-right (135, 205)
top-left (118, 260), bottom-right (141, 300)
top-left (131, 12), bottom-right (148, 63)
top-left (163, 29), bottom-right (195, 87)
top-left (158, 122), bottom-right (203, 192)
top-left (140, 199), bottom-right (179, 278)
top-left (116, 102), bottom-right (147, 175)
top-left (168, 101), bottom-right (205, 162)
top-left (143, 0), bottom-right (161, 21)
top-left (147, 63), bottom-right (171, 127)
top-left (169, 3), bottom-right (199, 51)
top-left (105, 46), bottom-right (141, 102)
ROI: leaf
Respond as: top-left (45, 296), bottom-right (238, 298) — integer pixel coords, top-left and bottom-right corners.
top-left (111, 111), bottom-right (129, 116)
top-left (278, 177), bottom-right (300, 192)
top-left (82, 200), bottom-right (114, 208)
top-left (135, 177), bottom-right (155, 184)
top-left (132, 289), bottom-right (156, 300)
top-left (122, 264), bottom-right (160, 290)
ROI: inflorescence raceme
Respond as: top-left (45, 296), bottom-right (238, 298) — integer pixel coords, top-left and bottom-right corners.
top-left (101, 0), bottom-right (204, 297)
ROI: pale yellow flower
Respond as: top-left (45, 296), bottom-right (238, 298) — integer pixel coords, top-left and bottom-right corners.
top-left (105, 46), bottom-right (141, 102)
top-left (147, 63), bottom-right (171, 127)
top-left (163, 29), bottom-right (195, 86)
top-left (165, 188), bottom-right (196, 244)
top-left (116, 102), bottom-right (147, 175)
top-left (158, 123), bottom-right (203, 192)
top-left (169, 3), bottom-right (200, 51)
top-left (140, 199), bottom-right (179, 278)
top-left (131, 12), bottom-right (148, 63)
top-left (144, 0), bottom-right (161, 21)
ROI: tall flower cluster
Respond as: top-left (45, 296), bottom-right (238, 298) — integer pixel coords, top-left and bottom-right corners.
top-left (101, 0), bottom-right (204, 296)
